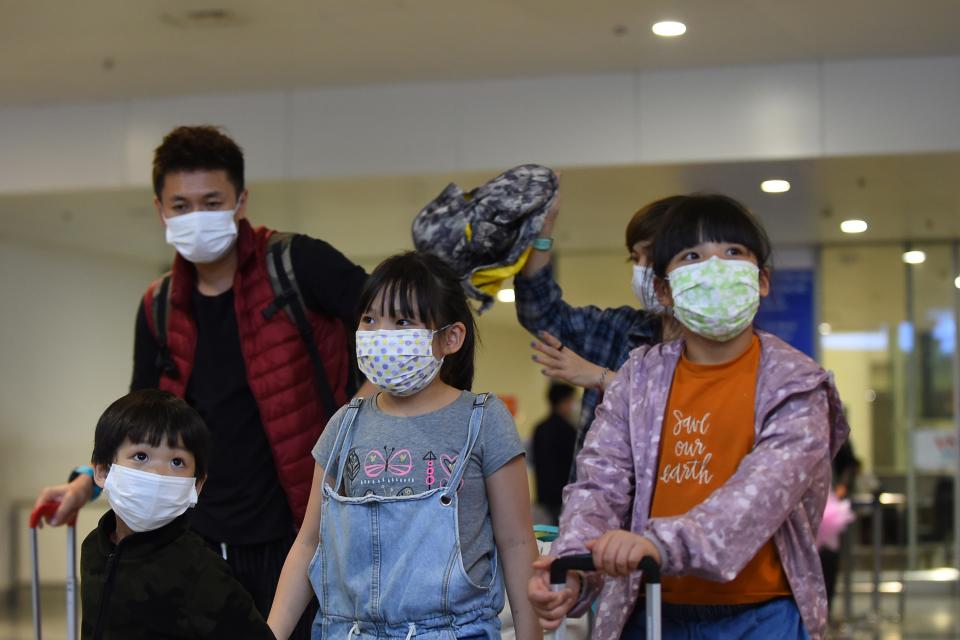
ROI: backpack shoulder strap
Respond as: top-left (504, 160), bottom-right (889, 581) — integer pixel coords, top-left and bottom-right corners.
top-left (144, 273), bottom-right (179, 379)
top-left (262, 232), bottom-right (302, 323)
top-left (261, 232), bottom-right (338, 418)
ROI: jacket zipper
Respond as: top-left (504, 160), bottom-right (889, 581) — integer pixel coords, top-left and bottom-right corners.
top-left (91, 546), bottom-right (122, 640)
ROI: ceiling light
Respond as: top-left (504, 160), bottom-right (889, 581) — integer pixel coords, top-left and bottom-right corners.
top-left (954, 275), bottom-right (960, 289)
top-left (496, 288), bottom-right (516, 303)
top-left (902, 250), bottom-right (926, 265)
top-left (818, 322), bottom-right (832, 336)
top-left (840, 219), bottom-right (868, 234)
top-left (760, 179), bottom-right (790, 194)
top-left (652, 21), bottom-right (686, 37)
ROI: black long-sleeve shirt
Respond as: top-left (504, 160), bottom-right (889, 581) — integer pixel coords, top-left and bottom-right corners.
top-left (131, 234), bottom-right (367, 544)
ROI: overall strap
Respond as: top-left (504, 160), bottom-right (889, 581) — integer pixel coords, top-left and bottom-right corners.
top-left (324, 397), bottom-right (364, 491)
top-left (443, 393), bottom-right (489, 499)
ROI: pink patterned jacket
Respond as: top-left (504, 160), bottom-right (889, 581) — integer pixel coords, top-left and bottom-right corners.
top-left (552, 331), bottom-right (849, 640)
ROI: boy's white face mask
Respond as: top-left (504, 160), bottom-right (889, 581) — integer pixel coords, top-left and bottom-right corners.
top-left (631, 264), bottom-right (666, 313)
top-left (103, 465), bottom-right (198, 533)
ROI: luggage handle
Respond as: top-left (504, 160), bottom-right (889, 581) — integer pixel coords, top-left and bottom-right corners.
top-left (29, 502), bottom-right (77, 529)
top-left (29, 501), bottom-right (78, 640)
top-left (549, 552), bottom-right (660, 585)
top-left (549, 553), bottom-right (661, 640)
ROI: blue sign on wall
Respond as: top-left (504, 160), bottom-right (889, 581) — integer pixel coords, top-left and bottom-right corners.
top-left (755, 269), bottom-right (816, 359)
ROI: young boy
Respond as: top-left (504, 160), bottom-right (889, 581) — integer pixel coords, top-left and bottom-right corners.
top-left (80, 389), bottom-right (275, 639)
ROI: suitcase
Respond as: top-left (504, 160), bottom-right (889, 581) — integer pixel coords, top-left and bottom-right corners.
top-left (549, 553), bottom-right (661, 640)
top-left (29, 502), bottom-right (78, 640)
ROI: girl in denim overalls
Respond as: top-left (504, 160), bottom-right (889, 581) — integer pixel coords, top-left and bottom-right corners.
top-left (269, 252), bottom-right (541, 640)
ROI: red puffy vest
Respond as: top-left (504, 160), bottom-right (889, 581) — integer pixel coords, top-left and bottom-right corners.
top-left (143, 220), bottom-right (349, 525)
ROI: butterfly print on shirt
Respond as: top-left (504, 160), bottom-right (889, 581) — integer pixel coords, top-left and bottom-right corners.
top-left (364, 447), bottom-right (414, 478)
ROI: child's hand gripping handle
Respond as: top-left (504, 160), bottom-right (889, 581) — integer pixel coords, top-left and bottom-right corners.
top-left (29, 502), bottom-right (78, 640)
top-left (549, 553), bottom-right (661, 640)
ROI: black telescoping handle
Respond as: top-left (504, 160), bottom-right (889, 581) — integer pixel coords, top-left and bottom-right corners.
top-left (549, 554), bottom-right (595, 584)
top-left (550, 553), bottom-right (660, 585)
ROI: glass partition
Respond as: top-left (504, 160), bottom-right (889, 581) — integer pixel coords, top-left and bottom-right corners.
top-left (820, 242), bottom-right (958, 572)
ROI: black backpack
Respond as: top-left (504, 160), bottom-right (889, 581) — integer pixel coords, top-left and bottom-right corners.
top-left (149, 233), bottom-right (342, 418)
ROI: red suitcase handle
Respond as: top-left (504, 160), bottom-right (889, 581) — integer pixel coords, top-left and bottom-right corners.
top-left (30, 501), bottom-right (78, 640)
top-left (29, 501), bottom-right (77, 528)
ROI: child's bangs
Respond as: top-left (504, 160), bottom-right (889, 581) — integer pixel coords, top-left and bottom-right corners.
top-left (125, 421), bottom-right (187, 452)
top-left (358, 253), bottom-right (441, 327)
top-left (122, 397), bottom-right (202, 456)
top-left (653, 195), bottom-right (770, 275)
top-left (376, 278), bottom-right (435, 326)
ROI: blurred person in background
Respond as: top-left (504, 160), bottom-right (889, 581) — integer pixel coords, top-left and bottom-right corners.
top-left (531, 382), bottom-right (578, 523)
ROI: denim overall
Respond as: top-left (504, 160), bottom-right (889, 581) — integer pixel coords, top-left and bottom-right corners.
top-left (310, 394), bottom-right (504, 640)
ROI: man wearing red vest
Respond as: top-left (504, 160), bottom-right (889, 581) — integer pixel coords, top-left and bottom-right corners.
top-left (35, 125), bottom-right (368, 639)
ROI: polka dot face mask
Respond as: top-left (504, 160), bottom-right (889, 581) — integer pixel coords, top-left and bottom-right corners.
top-left (356, 328), bottom-right (446, 396)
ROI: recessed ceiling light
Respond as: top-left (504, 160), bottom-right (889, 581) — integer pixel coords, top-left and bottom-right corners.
top-left (652, 21), bottom-right (686, 37)
top-left (760, 179), bottom-right (790, 194)
top-left (496, 288), bottom-right (516, 303)
top-left (840, 219), bottom-right (868, 234)
top-left (902, 250), bottom-right (926, 265)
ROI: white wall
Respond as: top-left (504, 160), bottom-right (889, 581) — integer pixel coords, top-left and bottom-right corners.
top-left (1, 57), bottom-right (959, 195)
top-left (0, 239), bottom-right (161, 590)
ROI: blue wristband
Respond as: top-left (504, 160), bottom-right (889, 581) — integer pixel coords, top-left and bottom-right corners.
top-left (531, 237), bottom-right (554, 251)
top-left (69, 465), bottom-right (102, 501)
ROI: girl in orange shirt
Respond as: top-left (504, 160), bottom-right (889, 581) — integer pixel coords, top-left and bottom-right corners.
top-left (529, 194), bottom-right (849, 640)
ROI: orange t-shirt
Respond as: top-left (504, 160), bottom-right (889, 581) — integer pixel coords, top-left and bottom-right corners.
top-left (649, 335), bottom-right (791, 605)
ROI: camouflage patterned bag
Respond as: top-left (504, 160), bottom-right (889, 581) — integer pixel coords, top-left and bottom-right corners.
top-left (412, 164), bottom-right (558, 312)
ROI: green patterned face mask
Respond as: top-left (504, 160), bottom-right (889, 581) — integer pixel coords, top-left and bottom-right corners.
top-left (666, 256), bottom-right (760, 342)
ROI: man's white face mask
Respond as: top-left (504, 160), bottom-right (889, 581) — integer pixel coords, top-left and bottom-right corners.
top-left (164, 205), bottom-right (240, 264)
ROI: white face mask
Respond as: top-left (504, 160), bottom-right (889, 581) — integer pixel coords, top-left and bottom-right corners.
top-left (666, 256), bottom-right (760, 342)
top-left (164, 208), bottom-right (239, 264)
top-left (103, 465), bottom-right (198, 533)
top-left (631, 264), bottom-right (665, 313)
top-left (356, 328), bottom-right (446, 396)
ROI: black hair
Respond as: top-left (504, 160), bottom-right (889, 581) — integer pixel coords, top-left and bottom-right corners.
top-left (91, 389), bottom-right (211, 479)
top-left (624, 195), bottom-right (686, 253)
top-left (652, 194), bottom-right (772, 278)
top-left (152, 125), bottom-right (245, 199)
top-left (547, 382), bottom-right (576, 407)
top-left (356, 252), bottom-right (477, 391)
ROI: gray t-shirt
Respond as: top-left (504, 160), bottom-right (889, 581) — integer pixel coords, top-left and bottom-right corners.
top-left (312, 391), bottom-right (524, 584)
